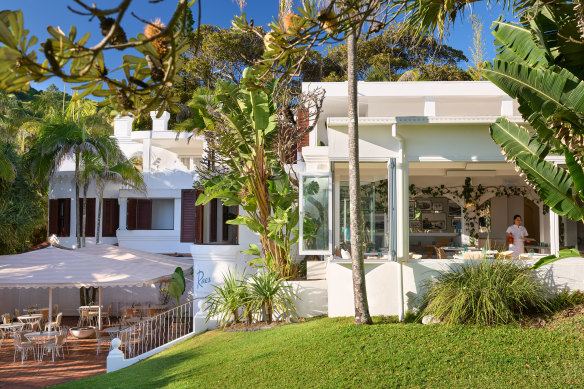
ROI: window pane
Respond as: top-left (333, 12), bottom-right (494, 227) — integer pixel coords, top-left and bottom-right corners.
top-left (339, 180), bottom-right (388, 253)
top-left (301, 175), bottom-right (330, 253)
top-left (152, 199), bottom-right (174, 230)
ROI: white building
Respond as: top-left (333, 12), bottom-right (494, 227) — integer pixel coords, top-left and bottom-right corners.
top-left (48, 81), bottom-right (584, 321)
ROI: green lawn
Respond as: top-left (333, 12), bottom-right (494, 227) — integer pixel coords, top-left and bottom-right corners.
top-left (57, 315), bottom-right (584, 388)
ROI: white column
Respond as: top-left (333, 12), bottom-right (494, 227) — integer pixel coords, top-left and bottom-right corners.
top-left (98, 286), bottom-right (102, 330)
top-left (549, 210), bottom-right (560, 255)
top-left (150, 111), bottom-right (170, 132)
top-left (118, 198), bottom-right (128, 231)
top-left (48, 287), bottom-right (53, 332)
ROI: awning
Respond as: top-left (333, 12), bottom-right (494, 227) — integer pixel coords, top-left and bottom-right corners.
top-left (0, 244), bottom-right (192, 289)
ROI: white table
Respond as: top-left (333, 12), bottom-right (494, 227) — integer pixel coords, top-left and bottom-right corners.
top-left (24, 331), bottom-right (60, 361)
top-left (103, 326), bottom-right (130, 339)
top-left (18, 314), bottom-right (43, 329)
top-left (0, 322), bottom-right (25, 333)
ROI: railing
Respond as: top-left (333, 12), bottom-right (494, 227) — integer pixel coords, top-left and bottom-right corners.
top-left (116, 300), bottom-right (195, 359)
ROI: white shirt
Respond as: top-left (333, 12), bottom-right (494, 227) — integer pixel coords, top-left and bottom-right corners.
top-left (506, 224), bottom-right (528, 242)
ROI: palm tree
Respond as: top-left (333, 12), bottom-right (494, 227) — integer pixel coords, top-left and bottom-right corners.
top-left (82, 152), bottom-right (145, 244)
top-left (31, 118), bottom-right (115, 247)
top-left (0, 145), bottom-right (15, 182)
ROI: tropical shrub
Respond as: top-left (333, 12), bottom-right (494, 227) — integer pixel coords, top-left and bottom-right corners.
top-left (204, 269), bottom-right (250, 328)
top-left (177, 70), bottom-right (309, 278)
top-left (248, 271), bottom-right (298, 324)
top-left (205, 269), bottom-right (299, 327)
top-left (422, 259), bottom-right (551, 325)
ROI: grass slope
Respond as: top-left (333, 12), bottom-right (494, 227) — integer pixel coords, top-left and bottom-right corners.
top-left (58, 316), bottom-right (584, 388)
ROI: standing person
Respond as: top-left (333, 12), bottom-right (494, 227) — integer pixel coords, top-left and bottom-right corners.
top-left (506, 215), bottom-right (532, 258)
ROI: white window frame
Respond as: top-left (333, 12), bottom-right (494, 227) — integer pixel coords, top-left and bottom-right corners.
top-left (299, 172), bottom-right (333, 255)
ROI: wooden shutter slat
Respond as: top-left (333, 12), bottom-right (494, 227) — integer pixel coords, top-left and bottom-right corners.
top-left (49, 199), bottom-right (58, 236)
top-left (102, 199), bottom-right (121, 237)
top-left (137, 199), bottom-right (152, 230)
top-left (181, 190), bottom-right (196, 242)
top-left (62, 198), bottom-right (71, 237)
top-left (127, 198), bottom-right (137, 230)
top-left (209, 198), bottom-right (218, 242)
top-left (102, 199), bottom-right (112, 237)
top-left (194, 190), bottom-right (203, 244)
top-left (79, 198), bottom-right (96, 237)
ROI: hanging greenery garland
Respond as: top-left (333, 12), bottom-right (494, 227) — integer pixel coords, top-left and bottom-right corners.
top-left (409, 178), bottom-right (542, 242)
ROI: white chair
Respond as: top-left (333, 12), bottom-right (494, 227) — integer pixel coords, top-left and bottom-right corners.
top-left (60, 326), bottom-right (71, 353)
top-left (78, 308), bottom-right (91, 326)
top-left (2, 313), bottom-right (10, 324)
top-left (95, 328), bottom-right (110, 354)
top-left (44, 334), bottom-right (66, 362)
top-left (45, 312), bottom-right (63, 331)
top-left (13, 332), bottom-right (36, 364)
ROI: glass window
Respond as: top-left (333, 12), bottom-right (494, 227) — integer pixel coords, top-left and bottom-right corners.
top-left (339, 180), bottom-right (388, 253)
top-left (300, 174), bottom-right (332, 254)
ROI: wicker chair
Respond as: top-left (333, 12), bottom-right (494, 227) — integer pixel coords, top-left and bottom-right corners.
top-left (44, 334), bottom-right (66, 362)
top-left (434, 246), bottom-right (447, 259)
top-left (45, 312), bottom-right (63, 331)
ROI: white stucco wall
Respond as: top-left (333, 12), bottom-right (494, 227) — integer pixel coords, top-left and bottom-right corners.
top-left (326, 257), bottom-right (584, 318)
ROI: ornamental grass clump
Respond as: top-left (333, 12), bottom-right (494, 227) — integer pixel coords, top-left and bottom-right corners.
top-left (422, 259), bottom-right (551, 325)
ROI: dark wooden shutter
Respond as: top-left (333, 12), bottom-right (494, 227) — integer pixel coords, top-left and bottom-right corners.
top-left (79, 198), bottom-right (96, 237)
top-left (127, 198), bottom-right (137, 230)
top-left (102, 199), bottom-right (120, 237)
top-left (209, 198), bottom-right (218, 242)
top-left (61, 198), bottom-right (71, 237)
top-left (181, 190), bottom-right (196, 242)
top-left (49, 199), bottom-right (58, 235)
top-left (194, 190), bottom-right (203, 244)
top-left (136, 199), bottom-right (152, 230)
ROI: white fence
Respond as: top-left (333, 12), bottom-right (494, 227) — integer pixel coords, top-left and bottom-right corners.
top-left (107, 300), bottom-right (197, 372)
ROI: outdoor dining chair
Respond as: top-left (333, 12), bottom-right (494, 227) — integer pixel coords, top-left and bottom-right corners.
top-left (44, 334), bottom-right (66, 362)
top-left (434, 247), bottom-right (448, 259)
top-left (95, 328), bottom-right (110, 355)
top-left (40, 309), bottom-right (49, 326)
top-left (13, 332), bottom-right (36, 364)
top-left (45, 312), bottom-right (63, 331)
top-left (2, 313), bottom-right (10, 324)
top-left (78, 308), bottom-right (91, 326)
top-left (60, 326), bottom-right (70, 353)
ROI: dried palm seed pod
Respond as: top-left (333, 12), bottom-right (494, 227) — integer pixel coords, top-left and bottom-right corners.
top-left (144, 18), bottom-right (169, 58)
top-left (100, 17), bottom-right (128, 46)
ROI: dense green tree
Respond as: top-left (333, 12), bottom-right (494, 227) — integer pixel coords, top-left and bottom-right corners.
top-left (0, 141), bottom-right (46, 254)
top-left (318, 26), bottom-right (470, 82)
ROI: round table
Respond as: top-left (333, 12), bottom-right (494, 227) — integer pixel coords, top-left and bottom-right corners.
top-left (24, 331), bottom-right (60, 361)
top-left (125, 317), bottom-right (141, 324)
top-left (103, 326), bottom-right (129, 339)
top-left (18, 314), bottom-right (43, 329)
top-left (0, 322), bottom-right (25, 333)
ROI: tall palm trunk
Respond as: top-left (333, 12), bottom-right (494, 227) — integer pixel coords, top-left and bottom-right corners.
top-left (347, 30), bottom-right (372, 325)
top-left (96, 183), bottom-right (103, 244)
top-left (75, 152), bottom-right (81, 248)
top-left (82, 181), bottom-right (89, 247)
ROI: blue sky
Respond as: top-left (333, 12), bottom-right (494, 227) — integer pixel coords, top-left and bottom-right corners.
top-left (9, 0), bottom-right (516, 92)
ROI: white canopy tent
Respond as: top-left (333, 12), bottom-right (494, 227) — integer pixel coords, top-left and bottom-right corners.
top-left (0, 244), bottom-right (192, 330)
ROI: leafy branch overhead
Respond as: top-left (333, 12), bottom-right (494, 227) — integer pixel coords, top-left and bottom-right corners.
top-left (0, 0), bottom-right (199, 115)
top-left (486, 2), bottom-right (584, 223)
